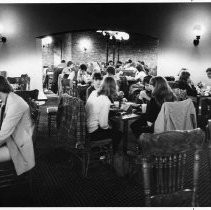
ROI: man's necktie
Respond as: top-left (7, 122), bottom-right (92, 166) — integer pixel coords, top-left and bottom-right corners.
top-left (0, 105), bottom-right (5, 130)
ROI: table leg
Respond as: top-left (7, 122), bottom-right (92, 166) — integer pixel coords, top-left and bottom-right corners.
top-left (123, 120), bottom-right (129, 154)
top-left (196, 96), bottom-right (200, 117)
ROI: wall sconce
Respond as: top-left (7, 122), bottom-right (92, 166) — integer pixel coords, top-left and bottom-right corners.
top-left (0, 24), bottom-right (6, 43)
top-left (193, 36), bottom-right (200, 46)
top-left (42, 36), bottom-right (53, 48)
top-left (193, 24), bottom-right (203, 46)
top-left (0, 35), bottom-right (6, 43)
top-left (79, 38), bottom-right (91, 52)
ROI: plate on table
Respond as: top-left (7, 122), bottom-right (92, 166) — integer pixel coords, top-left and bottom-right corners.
top-left (124, 102), bottom-right (141, 108)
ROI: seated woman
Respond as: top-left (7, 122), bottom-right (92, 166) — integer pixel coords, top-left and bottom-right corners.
top-left (174, 70), bottom-right (197, 97)
top-left (86, 72), bottom-right (103, 100)
top-left (0, 76), bottom-right (35, 175)
top-left (130, 76), bottom-right (177, 138)
top-left (85, 77), bottom-right (122, 153)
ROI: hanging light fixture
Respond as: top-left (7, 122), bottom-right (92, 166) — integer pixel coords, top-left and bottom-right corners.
top-left (97, 30), bottom-right (130, 41)
top-left (97, 30), bottom-right (130, 64)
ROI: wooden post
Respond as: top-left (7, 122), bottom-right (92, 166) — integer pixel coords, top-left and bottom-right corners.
top-left (112, 39), bottom-right (116, 65)
top-left (208, 120), bottom-right (211, 148)
top-left (117, 41), bottom-right (120, 62)
top-left (142, 158), bottom-right (151, 207)
top-left (105, 34), bottom-right (109, 64)
top-left (192, 150), bottom-right (200, 207)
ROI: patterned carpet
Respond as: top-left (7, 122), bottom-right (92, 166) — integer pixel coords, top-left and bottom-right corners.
top-left (1, 93), bottom-right (211, 207)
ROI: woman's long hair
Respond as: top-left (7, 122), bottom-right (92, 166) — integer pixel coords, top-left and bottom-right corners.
top-left (0, 76), bottom-right (14, 93)
top-left (150, 76), bottom-right (177, 106)
top-left (98, 76), bottom-right (117, 100)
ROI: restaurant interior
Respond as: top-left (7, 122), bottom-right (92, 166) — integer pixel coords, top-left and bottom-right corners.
top-left (1, 2), bottom-right (211, 207)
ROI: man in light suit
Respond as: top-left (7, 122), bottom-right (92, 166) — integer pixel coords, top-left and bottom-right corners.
top-left (0, 76), bottom-right (35, 175)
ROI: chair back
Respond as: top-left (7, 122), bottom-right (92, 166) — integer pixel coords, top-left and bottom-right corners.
top-left (7, 75), bottom-right (30, 91)
top-left (15, 89), bottom-right (39, 102)
top-left (138, 128), bottom-right (204, 206)
top-left (122, 70), bottom-right (135, 77)
top-left (61, 78), bottom-right (74, 95)
top-left (0, 160), bottom-right (32, 199)
top-left (172, 88), bottom-right (187, 101)
top-left (154, 98), bottom-right (197, 133)
top-left (20, 74), bottom-right (30, 90)
top-left (7, 77), bottom-right (20, 84)
top-left (14, 91), bottom-right (40, 146)
top-left (0, 71), bottom-right (7, 78)
top-left (30, 100), bottom-right (40, 147)
top-left (56, 94), bottom-right (86, 149)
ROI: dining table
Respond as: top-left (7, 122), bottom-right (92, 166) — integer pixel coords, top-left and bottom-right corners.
top-left (195, 94), bottom-right (211, 116)
top-left (110, 102), bottom-right (143, 154)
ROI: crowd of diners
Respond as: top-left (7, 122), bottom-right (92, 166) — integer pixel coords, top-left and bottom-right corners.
top-left (43, 59), bottom-right (211, 154)
top-left (1, 57), bottom-right (211, 175)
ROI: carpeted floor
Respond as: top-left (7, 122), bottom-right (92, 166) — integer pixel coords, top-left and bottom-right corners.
top-left (2, 93), bottom-right (211, 207)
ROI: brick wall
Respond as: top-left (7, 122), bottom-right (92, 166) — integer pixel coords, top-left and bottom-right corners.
top-left (42, 30), bottom-right (159, 70)
top-left (71, 31), bottom-right (107, 64)
top-left (116, 34), bottom-right (159, 69)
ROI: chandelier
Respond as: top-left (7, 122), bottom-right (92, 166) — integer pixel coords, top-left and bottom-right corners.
top-left (97, 30), bottom-right (129, 41)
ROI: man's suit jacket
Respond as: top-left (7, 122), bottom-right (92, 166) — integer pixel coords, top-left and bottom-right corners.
top-left (0, 92), bottom-right (35, 175)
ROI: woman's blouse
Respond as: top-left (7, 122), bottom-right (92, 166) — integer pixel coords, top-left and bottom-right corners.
top-left (85, 90), bottom-right (111, 133)
top-left (145, 98), bottom-right (161, 124)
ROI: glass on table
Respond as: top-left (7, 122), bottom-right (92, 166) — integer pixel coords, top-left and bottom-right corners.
top-left (141, 103), bottom-right (147, 113)
top-left (113, 101), bottom-right (119, 108)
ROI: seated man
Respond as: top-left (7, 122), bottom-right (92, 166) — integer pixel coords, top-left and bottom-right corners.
top-left (61, 61), bottom-right (75, 80)
top-left (86, 72), bottom-right (103, 101)
top-left (128, 64), bottom-right (147, 100)
top-left (77, 64), bottom-right (91, 84)
top-left (138, 75), bottom-right (152, 103)
top-left (134, 64), bottom-right (147, 82)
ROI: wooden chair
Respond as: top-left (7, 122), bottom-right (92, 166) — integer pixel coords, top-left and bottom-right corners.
top-left (15, 89), bottom-right (39, 102)
top-left (69, 136), bottom-right (113, 177)
top-left (0, 71), bottom-right (7, 77)
top-left (72, 81), bottom-right (78, 97)
top-left (154, 98), bottom-right (197, 133)
top-left (136, 128), bottom-right (204, 207)
top-left (172, 88), bottom-right (187, 101)
top-left (15, 89), bottom-right (41, 136)
top-left (57, 94), bottom-right (113, 177)
top-left (7, 75), bottom-right (30, 91)
top-left (46, 107), bottom-right (58, 136)
top-left (205, 119), bottom-right (211, 148)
